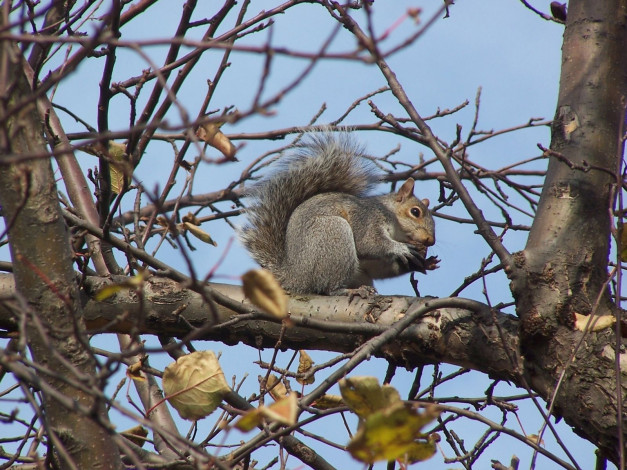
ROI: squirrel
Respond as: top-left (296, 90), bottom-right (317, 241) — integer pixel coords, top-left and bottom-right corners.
top-left (240, 133), bottom-right (439, 295)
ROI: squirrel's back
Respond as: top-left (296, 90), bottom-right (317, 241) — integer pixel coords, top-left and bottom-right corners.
top-left (240, 133), bottom-right (377, 277)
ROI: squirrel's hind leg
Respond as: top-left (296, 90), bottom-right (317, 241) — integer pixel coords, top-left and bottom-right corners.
top-left (284, 215), bottom-right (361, 294)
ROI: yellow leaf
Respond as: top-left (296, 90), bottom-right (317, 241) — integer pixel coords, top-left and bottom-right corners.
top-left (347, 404), bottom-right (439, 464)
top-left (109, 163), bottom-right (126, 195)
top-left (94, 271), bottom-right (146, 301)
top-left (126, 360), bottom-right (146, 382)
top-left (526, 434), bottom-right (545, 446)
top-left (242, 269), bottom-right (288, 319)
top-left (121, 425), bottom-right (148, 448)
top-left (618, 222), bottom-right (627, 262)
top-left (340, 376), bottom-right (438, 464)
top-left (297, 350), bottom-right (315, 385)
top-left (162, 351), bottom-right (230, 421)
top-left (266, 374), bottom-right (289, 401)
top-left (259, 394), bottom-right (298, 426)
top-left (339, 376), bottom-right (402, 419)
top-left (183, 221), bottom-right (217, 246)
top-left (108, 142), bottom-right (131, 194)
top-left (312, 394), bottom-right (344, 410)
top-left (564, 114), bottom-right (579, 138)
top-left (574, 312), bottom-right (616, 332)
top-left (235, 394), bottom-right (298, 431)
top-left (182, 212), bottom-right (200, 225)
top-left (234, 408), bottom-right (263, 432)
top-left (127, 269), bottom-right (147, 287)
top-left (94, 283), bottom-right (126, 301)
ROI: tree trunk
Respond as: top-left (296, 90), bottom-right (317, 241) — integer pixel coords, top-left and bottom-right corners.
top-left (0, 33), bottom-right (123, 470)
top-left (511, 0), bottom-right (627, 464)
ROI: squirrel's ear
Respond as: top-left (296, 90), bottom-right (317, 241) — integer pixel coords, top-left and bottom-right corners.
top-left (396, 178), bottom-right (415, 202)
top-left (421, 198), bottom-right (430, 207)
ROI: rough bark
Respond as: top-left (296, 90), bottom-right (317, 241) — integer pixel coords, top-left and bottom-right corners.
top-left (0, 38), bottom-right (123, 469)
top-left (510, 0), bottom-right (627, 464)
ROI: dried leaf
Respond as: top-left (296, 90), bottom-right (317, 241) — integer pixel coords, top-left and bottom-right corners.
top-left (182, 212), bottom-right (200, 225)
top-left (183, 221), bottom-right (217, 246)
top-left (234, 408), bottom-right (263, 432)
top-left (242, 269), bottom-right (288, 319)
top-left (407, 7), bottom-right (422, 22)
top-left (312, 394), bottom-right (344, 410)
top-left (126, 360), bottom-right (146, 382)
top-left (260, 394), bottom-right (298, 426)
top-left (155, 216), bottom-right (170, 228)
top-left (162, 351), bottom-right (230, 420)
top-left (526, 434), bottom-right (545, 446)
top-left (121, 425), bottom-right (148, 448)
top-left (564, 114), bottom-right (579, 138)
top-left (550, 2), bottom-right (567, 21)
top-left (574, 312), bottom-right (616, 332)
top-left (266, 374), bottom-right (289, 401)
top-left (94, 271), bottom-right (146, 301)
top-left (109, 164), bottom-right (126, 195)
top-left (235, 394), bottom-right (298, 431)
top-left (196, 122), bottom-right (236, 160)
top-left (297, 350), bottom-right (315, 385)
top-left (618, 222), bottom-right (627, 262)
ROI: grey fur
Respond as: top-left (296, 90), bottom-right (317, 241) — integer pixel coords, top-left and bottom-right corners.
top-left (240, 133), bottom-right (435, 294)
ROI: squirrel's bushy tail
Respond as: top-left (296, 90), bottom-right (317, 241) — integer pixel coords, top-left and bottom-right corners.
top-left (240, 132), bottom-right (377, 277)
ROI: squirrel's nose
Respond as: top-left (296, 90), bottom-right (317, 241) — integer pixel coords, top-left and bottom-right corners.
top-left (420, 233), bottom-right (435, 247)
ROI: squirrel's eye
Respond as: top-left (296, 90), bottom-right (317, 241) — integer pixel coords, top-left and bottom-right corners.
top-left (410, 207), bottom-right (422, 218)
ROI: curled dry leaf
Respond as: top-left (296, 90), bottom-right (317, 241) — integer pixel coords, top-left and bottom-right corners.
top-left (80, 141), bottom-right (131, 194)
top-left (182, 212), bottom-right (199, 225)
top-left (108, 141), bottom-right (131, 195)
top-left (121, 425), bottom-right (148, 448)
top-left (242, 269), bottom-right (288, 319)
top-left (196, 122), bottom-right (237, 160)
top-left (183, 221), bottom-right (218, 246)
top-left (261, 393), bottom-right (298, 426)
top-left (266, 374), bottom-right (289, 401)
top-left (235, 394), bottom-right (298, 432)
top-left (407, 7), bottom-right (422, 22)
top-left (526, 434), bottom-right (545, 446)
top-left (550, 1), bottom-right (567, 21)
top-left (574, 312), bottom-right (616, 332)
top-left (162, 350), bottom-right (230, 421)
top-left (297, 350), bottom-right (315, 385)
top-left (126, 360), bottom-right (146, 382)
top-left (618, 222), bottom-right (627, 262)
top-left (312, 394), bottom-right (344, 410)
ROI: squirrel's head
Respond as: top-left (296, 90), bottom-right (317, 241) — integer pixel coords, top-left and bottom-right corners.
top-left (394, 178), bottom-right (436, 248)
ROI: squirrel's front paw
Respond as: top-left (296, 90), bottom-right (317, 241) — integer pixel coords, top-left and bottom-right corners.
top-left (403, 244), bottom-right (428, 273)
top-left (424, 255), bottom-right (440, 271)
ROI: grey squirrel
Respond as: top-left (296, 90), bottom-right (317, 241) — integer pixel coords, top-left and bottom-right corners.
top-left (240, 133), bottom-right (439, 295)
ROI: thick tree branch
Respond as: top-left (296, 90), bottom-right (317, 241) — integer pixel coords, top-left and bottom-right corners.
top-left (0, 274), bottom-right (522, 383)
